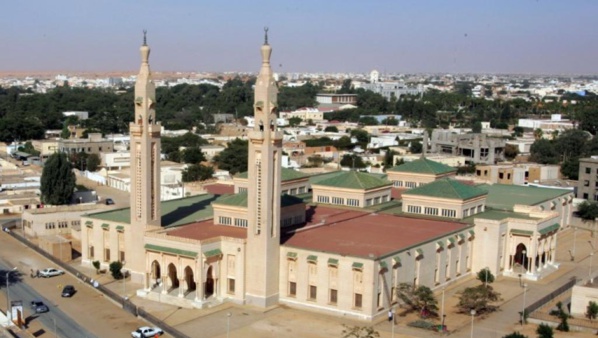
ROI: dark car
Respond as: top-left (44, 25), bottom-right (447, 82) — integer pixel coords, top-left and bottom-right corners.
top-left (30, 300), bottom-right (49, 313)
top-left (61, 285), bottom-right (75, 297)
top-left (105, 198), bottom-right (115, 205)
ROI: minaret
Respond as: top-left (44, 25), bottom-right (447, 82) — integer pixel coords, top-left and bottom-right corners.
top-left (129, 31), bottom-right (162, 275)
top-left (245, 28), bottom-right (282, 308)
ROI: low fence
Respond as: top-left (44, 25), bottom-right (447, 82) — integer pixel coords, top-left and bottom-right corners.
top-left (8, 231), bottom-right (188, 338)
top-left (525, 277), bottom-right (577, 315)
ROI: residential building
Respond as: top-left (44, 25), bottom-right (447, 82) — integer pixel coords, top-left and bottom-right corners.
top-left (577, 157), bottom-right (598, 200)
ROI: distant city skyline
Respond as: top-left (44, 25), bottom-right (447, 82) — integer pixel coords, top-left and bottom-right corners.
top-left (1, 0), bottom-right (597, 75)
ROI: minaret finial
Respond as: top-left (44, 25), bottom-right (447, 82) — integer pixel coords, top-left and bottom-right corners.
top-left (264, 27), bottom-right (269, 45)
top-left (143, 29), bottom-right (147, 46)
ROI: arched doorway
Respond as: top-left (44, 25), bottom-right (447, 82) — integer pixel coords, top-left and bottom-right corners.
top-left (205, 266), bottom-right (214, 298)
top-left (167, 263), bottom-right (179, 290)
top-left (184, 266), bottom-right (196, 293)
top-left (151, 260), bottom-right (161, 288)
top-left (514, 243), bottom-right (528, 269)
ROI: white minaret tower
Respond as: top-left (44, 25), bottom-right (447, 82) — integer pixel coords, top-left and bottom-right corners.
top-left (128, 31), bottom-right (162, 275)
top-left (245, 28), bottom-right (282, 308)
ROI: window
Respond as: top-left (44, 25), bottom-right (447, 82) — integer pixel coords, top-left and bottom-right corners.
top-left (405, 181), bottom-right (417, 188)
top-left (332, 197), bottom-right (345, 205)
top-left (317, 196), bottom-right (330, 203)
top-left (442, 209), bottom-right (456, 218)
top-left (119, 251), bottom-right (125, 262)
top-left (499, 172), bottom-right (504, 179)
top-left (407, 205), bottom-right (422, 214)
top-left (382, 195), bottom-right (388, 203)
top-left (239, 187), bottom-right (247, 193)
top-left (309, 285), bottom-right (317, 300)
top-left (463, 209), bottom-right (469, 217)
top-left (354, 293), bottom-right (362, 308)
top-left (89, 246), bottom-right (94, 259)
top-left (584, 193), bottom-right (589, 199)
top-left (477, 205), bottom-right (483, 213)
top-left (424, 207), bottom-right (439, 216)
top-left (330, 289), bottom-right (338, 304)
top-left (347, 198), bottom-right (360, 207)
top-left (219, 216), bottom-right (232, 225)
top-left (281, 218), bottom-right (293, 227)
top-left (587, 167), bottom-right (592, 174)
top-left (290, 188), bottom-right (297, 195)
top-left (507, 173), bottom-right (511, 179)
top-left (104, 248), bottom-right (110, 262)
top-left (234, 218), bottom-right (248, 228)
top-left (289, 282), bottom-right (297, 296)
top-left (298, 186), bottom-right (306, 194)
top-left (374, 197), bottom-right (381, 204)
top-left (228, 278), bottom-right (235, 294)
top-left (584, 180), bottom-right (590, 187)
top-left (366, 199), bottom-right (373, 206)
top-left (394, 180), bottom-right (403, 187)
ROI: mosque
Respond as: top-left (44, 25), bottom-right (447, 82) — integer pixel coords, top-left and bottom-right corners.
top-left (81, 32), bottom-right (574, 321)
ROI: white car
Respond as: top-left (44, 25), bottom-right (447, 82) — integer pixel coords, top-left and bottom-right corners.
top-left (131, 326), bottom-right (163, 338)
top-left (39, 268), bottom-right (65, 278)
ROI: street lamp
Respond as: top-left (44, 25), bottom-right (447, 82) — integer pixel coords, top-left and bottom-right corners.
top-left (5, 267), bottom-right (17, 321)
top-left (121, 262), bottom-right (127, 298)
top-left (572, 227), bottom-right (577, 261)
top-left (470, 309), bottom-right (476, 338)
top-left (226, 312), bottom-right (232, 338)
top-left (522, 250), bottom-right (527, 274)
top-left (391, 306), bottom-right (395, 338)
top-left (589, 240), bottom-right (595, 283)
top-left (441, 287), bottom-right (446, 329)
top-left (521, 283), bottom-right (528, 325)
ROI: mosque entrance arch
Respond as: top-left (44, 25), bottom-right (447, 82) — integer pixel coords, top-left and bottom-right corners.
top-left (167, 263), bottom-right (179, 290)
top-left (514, 243), bottom-right (528, 269)
top-left (205, 266), bottom-right (215, 298)
top-left (184, 266), bottom-right (196, 293)
top-left (151, 260), bottom-right (161, 288)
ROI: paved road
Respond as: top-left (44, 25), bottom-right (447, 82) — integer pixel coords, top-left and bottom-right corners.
top-left (1, 261), bottom-right (95, 338)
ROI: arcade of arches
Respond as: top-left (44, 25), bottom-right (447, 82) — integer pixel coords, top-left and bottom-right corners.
top-left (145, 253), bottom-right (221, 301)
top-left (507, 231), bottom-right (557, 276)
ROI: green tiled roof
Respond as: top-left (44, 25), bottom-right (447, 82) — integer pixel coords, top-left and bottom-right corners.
top-left (352, 262), bottom-right (364, 269)
top-left (85, 220), bottom-right (93, 225)
top-left (415, 248), bottom-right (424, 256)
top-left (511, 229), bottom-right (533, 236)
top-left (307, 255), bottom-right (318, 262)
top-left (478, 184), bottom-right (572, 211)
top-left (403, 178), bottom-right (487, 200)
top-left (328, 258), bottom-right (339, 266)
top-left (214, 192), bottom-right (304, 208)
top-left (379, 261), bottom-right (388, 269)
top-left (235, 168), bottom-right (309, 182)
top-left (469, 230), bottom-right (475, 236)
top-left (312, 171), bottom-right (392, 190)
top-left (86, 194), bottom-right (217, 227)
top-left (388, 157), bottom-right (456, 175)
top-left (145, 244), bottom-right (198, 257)
top-left (101, 223), bottom-right (109, 229)
top-left (287, 252), bottom-right (297, 259)
top-left (458, 233), bottom-right (466, 240)
top-left (470, 209), bottom-right (538, 221)
top-left (204, 249), bottom-right (222, 258)
top-left (437, 241), bottom-right (444, 248)
top-left (448, 237), bottom-right (456, 244)
top-left (393, 256), bottom-right (401, 264)
top-left (116, 225), bottom-right (124, 232)
top-left (539, 223), bottom-right (560, 235)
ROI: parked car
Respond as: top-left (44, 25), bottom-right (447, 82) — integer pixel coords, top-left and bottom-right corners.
top-left (39, 268), bottom-right (64, 278)
top-left (30, 300), bottom-right (49, 313)
top-left (105, 198), bottom-right (115, 205)
top-left (61, 285), bottom-right (75, 297)
top-left (131, 326), bottom-right (163, 338)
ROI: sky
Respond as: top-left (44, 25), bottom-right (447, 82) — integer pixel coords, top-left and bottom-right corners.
top-left (0, 0), bottom-right (597, 75)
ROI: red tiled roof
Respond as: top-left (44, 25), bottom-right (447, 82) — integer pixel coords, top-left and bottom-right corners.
top-left (166, 219), bottom-right (247, 241)
top-left (283, 206), bottom-right (468, 258)
top-left (203, 184), bottom-right (235, 195)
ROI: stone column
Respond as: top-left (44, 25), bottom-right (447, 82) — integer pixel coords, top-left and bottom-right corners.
top-left (161, 275), bottom-right (168, 294)
top-left (196, 262), bottom-right (204, 301)
top-left (178, 278), bottom-right (185, 298)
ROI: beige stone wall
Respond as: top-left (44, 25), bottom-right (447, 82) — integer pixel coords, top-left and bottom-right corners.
top-left (22, 206), bottom-right (95, 237)
top-left (312, 185), bottom-right (392, 208)
top-left (387, 171), bottom-right (455, 189)
top-left (402, 195), bottom-right (487, 219)
top-left (571, 285), bottom-right (598, 316)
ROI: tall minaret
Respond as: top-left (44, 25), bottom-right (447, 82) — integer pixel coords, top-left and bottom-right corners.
top-left (128, 31), bottom-right (162, 274)
top-left (245, 28), bottom-right (282, 308)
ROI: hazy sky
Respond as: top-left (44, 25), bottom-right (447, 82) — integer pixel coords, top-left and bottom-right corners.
top-left (1, 0), bottom-right (597, 74)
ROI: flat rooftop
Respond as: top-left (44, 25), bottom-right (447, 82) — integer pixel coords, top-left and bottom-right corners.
top-left (86, 194), bottom-right (217, 227)
top-left (480, 184), bottom-right (571, 210)
top-left (165, 219), bottom-right (247, 241)
top-left (282, 206), bottom-right (469, 259)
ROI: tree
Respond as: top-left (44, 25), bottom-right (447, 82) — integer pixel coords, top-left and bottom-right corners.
top-left (560, 158), bottom-right (579, 180)
top-left (513, 127), bottom-right (524, 137)
top-left (529, 139), bottom-right (559, 164)
top-left (86, 153), bottom-right (101, 172)
top-left (472, 121), bottom-right (482, 133)
top-left (341, 325), bottom-right (379, 338)
top-left (19, 141), bottom-right (40, 156)
top-left (288, 117), bottom-right (302, 127)
top-left (334, 136), bottom-right (353, 150)
top-left (577, 201), bottom-right (598, 222)
top-left (586, 301), bottom-right (598, 320)
top-left (324, 126), bottom-right (339, 132)
top-left (477, 268), bottom-right (495, 285)
top-left (182, 147), bottom-right (206, 164)
top-left (533, 128), bottom-right (543, 140)
top-left (549, 301), bottom-right (570, 332)
top-left (457, 285), bottom-right (502, 314)
top-left (502, 332), bottom-right (527, 338)
top-left (536, 323), bottom-right (553, 338)
top-left (396, 283), bottom-right (438, 318)
top-left (384, 150), bottom-right (398, 167)
top-left (213, 138), bottom-right (248, 175)
top-left (182, 164), bottom-right (214, 182)
top-left (556, 129), bottom-right (591, 162)
top-left (109, 261), bottom-right (123, 280)
top-left (504, 144), bottom-right (519, 160)
top-left (40, 152), bottom-right (76, 205)
top-left (92, 260), bottom-right (101, 274)
top-left (410, 140), bottom-right (423, 154)
top-left (340, 154), bottom-right (366, 169)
